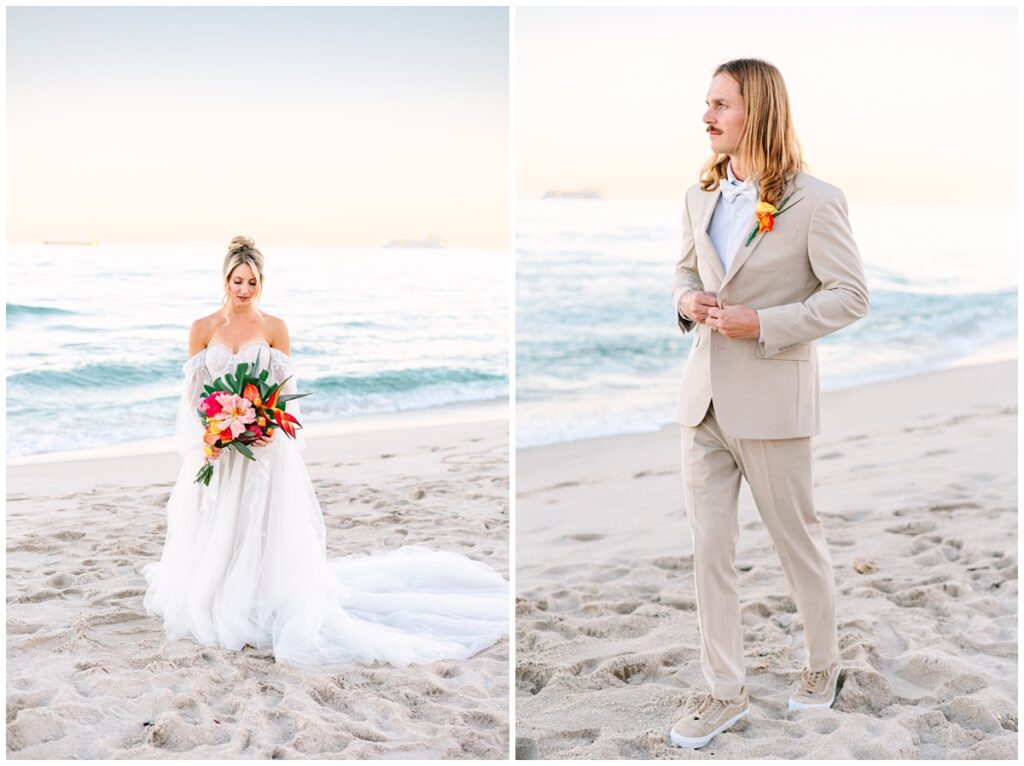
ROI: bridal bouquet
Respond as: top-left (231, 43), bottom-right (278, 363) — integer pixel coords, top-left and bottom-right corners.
top-left (193, 350), bottom-right (309, 485)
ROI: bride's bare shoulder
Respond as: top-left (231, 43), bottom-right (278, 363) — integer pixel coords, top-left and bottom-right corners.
top-left (258, 310), bottom-right (282, 324)
top-left (190, 311), bottom-right (226, 328)
top-left (262, 312), bottom-right (290, 355)
top-left (188, 313), bottom-right (222, 356)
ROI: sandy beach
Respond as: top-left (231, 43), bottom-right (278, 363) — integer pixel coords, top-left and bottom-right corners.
top-left (516, 360), bottom-right (1017, 759)
top-left (7, 408), bottom-right (510, 759)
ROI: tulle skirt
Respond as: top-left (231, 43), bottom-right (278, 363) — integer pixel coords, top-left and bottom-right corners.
top-left (142, 441), bottom-right (508, 667)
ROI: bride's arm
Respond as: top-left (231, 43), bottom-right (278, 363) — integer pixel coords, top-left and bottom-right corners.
top-left (175, 350), bottom-right (213, 459)
top-left (271, 316), bottom-right (290, 356)
top-left (182, 317), bottom-right (222, 460)
top-left (188, 317), bottom-right (209, 359)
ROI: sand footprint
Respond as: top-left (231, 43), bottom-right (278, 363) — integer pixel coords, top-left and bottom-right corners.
top-left (598, 655), bottom-right (658, 685)
top-left (515, 737), bottom-right (539, 759)
top-left (516, 662), bottom-right (554, 695)
top-left (885, 519), bottom-right (937, 536)
top-left (6, 688), bottom-right (54, 723)
top-left (52, 530), bottom-right (86, 542)
top-left (651, 555), bottom-right (693, 571)
top-left (461, 710), bottom-right (501, 731)
top-left (940, 695), bottom-right (1005, 734)
top-left (6, 618), bottom-right (44, 635)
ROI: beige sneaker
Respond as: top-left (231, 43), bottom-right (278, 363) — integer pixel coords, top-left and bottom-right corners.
top-left (669, 686), bottom-right (750, 749)
top-left (788, 662), bottom-right (841, 711)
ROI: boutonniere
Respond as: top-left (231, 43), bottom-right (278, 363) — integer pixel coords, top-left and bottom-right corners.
top-left (744, 193), bottom-right (804, 246)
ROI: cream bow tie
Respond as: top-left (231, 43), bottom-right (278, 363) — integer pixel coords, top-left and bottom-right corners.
top-left (718, 177), bottom-right (758, 203)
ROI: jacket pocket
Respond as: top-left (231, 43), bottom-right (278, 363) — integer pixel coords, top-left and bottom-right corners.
top-left (771, 227), bottom-right (801, 241)
top-left (756, 342), bottom-right (810, 360)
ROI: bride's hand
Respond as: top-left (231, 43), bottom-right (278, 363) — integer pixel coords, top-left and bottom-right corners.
top-left (253, 428), bottom-right (276, 448)
top-left (203, 445), bottom-right (223, 463)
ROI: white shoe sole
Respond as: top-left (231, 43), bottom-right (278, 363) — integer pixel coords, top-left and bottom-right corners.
top-left (669, 707), bottom-right (749, 749)
top-left (788, 689), bottom-right (836, 711)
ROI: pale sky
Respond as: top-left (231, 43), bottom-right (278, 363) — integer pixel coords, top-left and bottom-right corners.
top-left (516, 5), bottom-right (1017, 205)
top-left (7, 6), bottom-right (508, 248)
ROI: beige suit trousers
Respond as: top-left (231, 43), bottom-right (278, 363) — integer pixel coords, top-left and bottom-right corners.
top-left (680, 401), bottom-right (840, 700)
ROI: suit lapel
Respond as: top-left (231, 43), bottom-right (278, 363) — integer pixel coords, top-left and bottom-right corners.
top-left (698, 188), bottom-right (726, 283)
top-left (719, 216), bottom-right (766, 293)
top-left (718, 174), bottom-right (798, 293)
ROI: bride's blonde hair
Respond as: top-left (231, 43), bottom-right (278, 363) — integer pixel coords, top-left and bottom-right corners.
top-left (699, 58), bottom-right (806, 207)
top-left (221, 236), bottom-right (265, 322)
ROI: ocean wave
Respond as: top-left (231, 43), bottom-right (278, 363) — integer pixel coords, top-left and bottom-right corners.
top-left (324, 319), bottom-right (391, 329)
top-left (304, 380), bottom-right (508, 418)
top-left (8, 360), bottom-right (505, 397)
top-left (47, 324), bottom-right (94, 333)
top-left (311, 366), bottom-right (506, 395)
top-left (6, 303), bottom-right (78, 321)
top-left (8, 360), bottom-right (183, 390)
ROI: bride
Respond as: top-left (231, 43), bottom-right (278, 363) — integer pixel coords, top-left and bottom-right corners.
top-left (142, 236), bottom-right (508, 666)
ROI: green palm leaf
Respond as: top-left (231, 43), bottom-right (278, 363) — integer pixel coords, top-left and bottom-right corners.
top-left (232, 441), bottom-right (255, 461)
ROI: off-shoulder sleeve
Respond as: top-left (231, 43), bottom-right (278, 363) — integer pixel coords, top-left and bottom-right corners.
top-left (175, 351), bottom-right (212, 459)
top-left (269, 348), bottom-right (308, 452)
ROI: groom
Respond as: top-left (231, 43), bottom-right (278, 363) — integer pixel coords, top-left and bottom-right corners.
top-left (669, 58), bottom-right (869, 749)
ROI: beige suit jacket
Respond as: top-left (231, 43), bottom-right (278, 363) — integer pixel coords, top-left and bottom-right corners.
top-left (672, 171), bottom-right (869, 439)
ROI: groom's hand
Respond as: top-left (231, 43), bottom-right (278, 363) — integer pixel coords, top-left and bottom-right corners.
top-left (679, 290), bottom-right (720, 323)
top-left (706, 301), bottom-right (760, 340)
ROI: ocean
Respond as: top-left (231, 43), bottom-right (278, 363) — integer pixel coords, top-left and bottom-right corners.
top-left (516, 199), bottom-right (1017, 448)
top-left (6, 245), bottom-right (509, 457)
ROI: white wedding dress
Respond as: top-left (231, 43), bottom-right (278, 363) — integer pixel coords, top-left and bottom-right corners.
top-left (142, 342), bottom-right (508, 667)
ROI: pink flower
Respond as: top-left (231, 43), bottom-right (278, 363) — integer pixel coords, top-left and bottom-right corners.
top-left (200, 392), bottom-right (229, 418)
top-left (208, 393), bottom-right (256, 440)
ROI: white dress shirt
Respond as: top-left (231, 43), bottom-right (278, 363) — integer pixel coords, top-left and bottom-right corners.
top-left (679, 162), bottom-right (764, 342)
top-left (708, 161), bottom-right (758, 275)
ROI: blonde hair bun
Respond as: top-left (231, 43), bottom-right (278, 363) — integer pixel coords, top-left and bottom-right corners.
top-left (228, 235), bottom-right (256, 255)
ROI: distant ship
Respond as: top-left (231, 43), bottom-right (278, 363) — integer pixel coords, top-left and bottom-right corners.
top-left (43, 238), bottom-right (99, 246)
top-left (542, 188), bottom-right (602, 200)
top-left (383, 236), bottom-right (446, 249)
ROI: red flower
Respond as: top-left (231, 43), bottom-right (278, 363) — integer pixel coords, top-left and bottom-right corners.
top-left (200, 392), bottom-right (227, 418)
top-left (272, 407), bottom-right (300, 438)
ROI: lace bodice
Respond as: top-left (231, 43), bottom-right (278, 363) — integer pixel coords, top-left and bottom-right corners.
top-left (202, 342), bottom-right (277, 378)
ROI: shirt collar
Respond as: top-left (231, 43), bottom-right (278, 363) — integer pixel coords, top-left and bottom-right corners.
top-left (726, 161), bottom-right (756, 189)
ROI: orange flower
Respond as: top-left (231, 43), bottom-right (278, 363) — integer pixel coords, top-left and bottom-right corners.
top-left (755, 201), bottom-right (777, 234)
top-left (242, 383), bottom-right (261, 406)
top-left (745, 195), bottom-right (803, 247)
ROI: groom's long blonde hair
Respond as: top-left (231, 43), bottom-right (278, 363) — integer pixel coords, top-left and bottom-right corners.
top-left (699, 58), bottom-right (805, 207)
